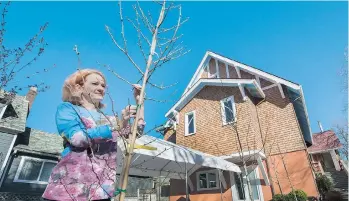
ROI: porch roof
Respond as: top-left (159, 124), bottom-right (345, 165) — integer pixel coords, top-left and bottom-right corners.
top-left (116, 135), bottom-right (241, 180)
top-left (220, 150), bottom-right (266, 163)
top-left (308, 130), bottom-right (342, 153)
top-left (220, 150), bottom-right (270, 186)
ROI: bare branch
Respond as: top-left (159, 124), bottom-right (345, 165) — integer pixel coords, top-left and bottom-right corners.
top-left (136, 1), bottom-right (154, 33)
top-left (96, 61), bottom-right (133, 86)
top-left (2, 22), bottom-right (48, 70)
top-left (105, 25), bottom-right (144, 75)
top-left (158, 18), bottom-right (189, 34)
top-left (127, 16), bottom-right (151, 47)
top-left (144, 97), bottom-right (172, 103)
top-left (148, 81), bottom-right (178, 90)
top-left (73, 45), bottom-right (81, 68)
top-left (118, 1), bottom-right (127, 51)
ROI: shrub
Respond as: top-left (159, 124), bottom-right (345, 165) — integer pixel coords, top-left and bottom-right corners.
top-left (316, 174), bottom-right (333, 197)
top-left (285, 190), bottom-right (307, 201)
top-left (292, 189), bottom-right (308, 201)
top-left (272, 194), bottom-right (288, 201)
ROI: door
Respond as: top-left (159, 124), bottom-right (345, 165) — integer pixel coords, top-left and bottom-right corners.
top-left (322, 153), bottom-right (335, 170)
top-left (230, 166), bottom-right (264, 201)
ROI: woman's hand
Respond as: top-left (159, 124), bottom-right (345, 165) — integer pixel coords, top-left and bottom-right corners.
top-left (121, 105), bottom-right (137, 121)
top-left (120, 84), bottom-right (145, 127)
top-left (132, 84), bottom-right (142, 104)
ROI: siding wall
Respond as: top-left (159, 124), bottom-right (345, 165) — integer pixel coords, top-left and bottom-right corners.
top-left (0, 132), bottom-right (15, 171)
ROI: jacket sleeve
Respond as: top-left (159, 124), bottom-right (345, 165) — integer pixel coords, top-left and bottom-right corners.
top-left (56, 102), bottom-right (112, 148)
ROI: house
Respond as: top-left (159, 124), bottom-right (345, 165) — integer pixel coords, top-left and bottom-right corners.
top-left (0, 87), bottom-right (62, 200)
top-left (162, 51), bottom-right (319, 201)
top-left (308, 126), bottom-right (348, 199)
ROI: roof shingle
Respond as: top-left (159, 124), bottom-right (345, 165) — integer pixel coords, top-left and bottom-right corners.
top-left (308, 130), bottom-right (342, 153)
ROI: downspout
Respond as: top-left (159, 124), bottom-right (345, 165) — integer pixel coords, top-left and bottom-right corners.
top-left (255, 98), bottom-right (276, 196)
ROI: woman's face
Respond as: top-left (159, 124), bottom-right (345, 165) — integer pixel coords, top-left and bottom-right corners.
top-left (80, 73), bottom-right (106, 104)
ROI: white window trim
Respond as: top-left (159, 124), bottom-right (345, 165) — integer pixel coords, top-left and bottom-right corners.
top-left (196, 169), bottom-right (219, 191)
top-left (185, 110), bottom-right (196, 136)
top-left (220, 95), bottom-right (237, 126)
top-left (14, 156), bottom-right (57, 185)
top-left (0, 104), bottom-right (8, 119)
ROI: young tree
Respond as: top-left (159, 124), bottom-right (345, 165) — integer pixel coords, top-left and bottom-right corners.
top-left (104, 1), bottom-right (189, 200)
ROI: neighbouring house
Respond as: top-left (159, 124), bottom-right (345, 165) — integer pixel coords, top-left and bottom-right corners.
top-left (308, 125), bottom-right (348, 199)
top-left (0, 87), bottom-right (61, 200)
top-left (162, 51), bottom-right (319, 201)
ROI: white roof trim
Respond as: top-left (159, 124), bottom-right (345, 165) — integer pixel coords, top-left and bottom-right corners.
top-left (220, 149), bottom-right (266, 160)
top-left (165, 79), bottom-right (265, 117)
top-left (184, 51), bottom-right (301, 95)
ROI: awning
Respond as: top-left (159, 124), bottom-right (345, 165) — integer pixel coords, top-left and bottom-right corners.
top-left (116, 135), bottom-right (241, 180)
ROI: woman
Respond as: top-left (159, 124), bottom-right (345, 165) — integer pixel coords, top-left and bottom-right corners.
top-left (42, 69), bottom-right (145, 201)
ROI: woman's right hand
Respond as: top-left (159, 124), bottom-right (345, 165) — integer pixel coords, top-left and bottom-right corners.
top-left (121, 105), bottom-right (137, 122)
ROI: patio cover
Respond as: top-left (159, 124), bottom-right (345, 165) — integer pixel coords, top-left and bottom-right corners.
top-left (116, 135), bottom-right (241, 180)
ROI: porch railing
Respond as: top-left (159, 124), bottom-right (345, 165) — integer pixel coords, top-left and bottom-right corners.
top-left (312, 161), bottom-right (324, 175)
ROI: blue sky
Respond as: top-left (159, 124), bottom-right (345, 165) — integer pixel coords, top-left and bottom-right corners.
top-left (4, 1), bottom-right (348, 137)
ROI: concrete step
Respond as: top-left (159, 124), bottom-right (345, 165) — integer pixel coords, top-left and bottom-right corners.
top-left (324, 170), bottom-right (348, 191)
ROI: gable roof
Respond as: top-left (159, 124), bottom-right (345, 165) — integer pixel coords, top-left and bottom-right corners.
top-left (308, 130), bottom-right (342, 153)
top-left (165, 78), bottom-right (265, 117)
top-left (0, 90), bottom-right (29, 134)
top-left (184, 51), bottom-right (301, 95)
top-left (14, 128), bottom-right (63, 157)
top-left (166, 51), bottom-right (313, 145)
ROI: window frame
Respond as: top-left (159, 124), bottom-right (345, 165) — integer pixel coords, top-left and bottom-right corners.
top-left (230, 167), bottom-right (264, 201)
top-left (196, 169), bottom-right (219, 191)
top-left (0, 103), bottom-right (8, 119)
top-left (14, 156), bottom-right (57, 185)
top-left (185, 110), bottom-right (196, 136)
top-left (220, 95), bottom-right (237, 125)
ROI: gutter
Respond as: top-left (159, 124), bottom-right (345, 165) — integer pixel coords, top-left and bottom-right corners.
top-left (299, 86), bottom-right (313, 144)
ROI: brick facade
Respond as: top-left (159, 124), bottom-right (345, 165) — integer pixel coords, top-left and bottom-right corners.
top-left (164, 55), bottom-right (318, 200)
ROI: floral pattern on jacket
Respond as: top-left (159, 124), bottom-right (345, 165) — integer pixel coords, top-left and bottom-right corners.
top-left (42, 102), bottom-right (132, 201)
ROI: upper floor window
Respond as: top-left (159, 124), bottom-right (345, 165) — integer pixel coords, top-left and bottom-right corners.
top-left (196, 169), bottom-right (219, 191)
top-left (220, 95), bottom-right (236, 125)
top-left (185, 111), bottom-right (196, 136)
top-left (14, 156), bottom-right (57, 184)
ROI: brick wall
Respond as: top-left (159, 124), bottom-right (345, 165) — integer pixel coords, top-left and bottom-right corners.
top-left (256, 86), bottom-right (306, 155)
top-left (173, 86), bottom-right (264, 156)
top-left (169, 83), bottom-right (307, 157)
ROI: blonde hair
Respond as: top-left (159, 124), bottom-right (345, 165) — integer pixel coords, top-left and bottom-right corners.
top-left (62, 69), bottom-right (106, 109)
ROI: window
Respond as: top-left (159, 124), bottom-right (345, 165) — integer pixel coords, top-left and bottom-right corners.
top-left (234, 172), bottom-right (245, 199)
top-left (185, 111), bottom-right (196, 136)
top-left (220, 96), bottom-right (236, 125)
top-left (14, 156), bottom-right (57, 184)
top-left (233, 169), bottom-right (261, 201)
top-left (197, 170), bottom-right (218, 191)
top-left (248, 169), bottom-right (260, 200)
